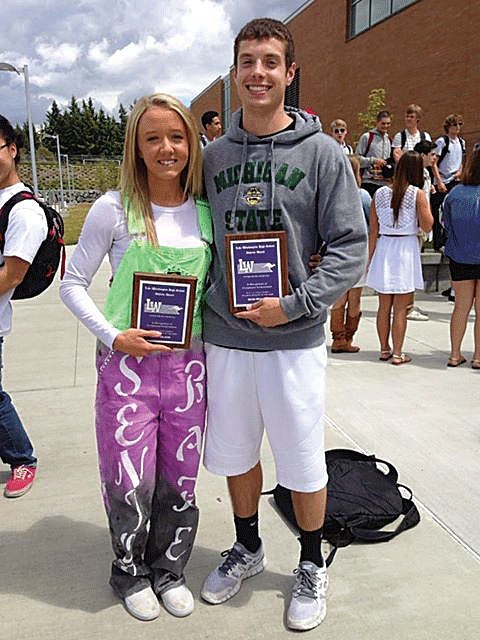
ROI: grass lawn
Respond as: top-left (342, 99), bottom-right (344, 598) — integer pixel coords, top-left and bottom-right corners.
top-left (63, 203), bottom-right (90, 245)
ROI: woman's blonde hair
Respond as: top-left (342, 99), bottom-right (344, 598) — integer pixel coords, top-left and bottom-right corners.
top-left (120, 93), bottom-right (203, 245)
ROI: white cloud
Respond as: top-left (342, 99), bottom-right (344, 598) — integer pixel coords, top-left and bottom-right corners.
top-left (36, 42), bottom-right (81, 69)
top-left (0, 0), bottom-right (304, 124)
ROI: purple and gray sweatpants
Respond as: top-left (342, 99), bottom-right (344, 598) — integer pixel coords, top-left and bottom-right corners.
top-left (95, 343), bottom-right (206, 597)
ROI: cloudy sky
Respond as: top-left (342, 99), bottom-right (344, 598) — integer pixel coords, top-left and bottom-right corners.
top-left (1, 0), bottom-right (305, 126)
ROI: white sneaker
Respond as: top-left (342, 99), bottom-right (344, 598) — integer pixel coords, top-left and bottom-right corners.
top-left (287, 561), bottom-right (328, 631)
top-left (124, 586), bottom-right (161, 621)
top-left (160, 583), bottom-right (194, 617)
top-left (407, 306), bottom-right (429, 321)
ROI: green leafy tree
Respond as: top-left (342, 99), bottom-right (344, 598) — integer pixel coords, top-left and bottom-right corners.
top-left (357, 88), bottom-right (387, 135)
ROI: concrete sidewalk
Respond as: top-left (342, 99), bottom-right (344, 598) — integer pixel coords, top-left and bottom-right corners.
top-left (1, 251), bottom-right (479, 640)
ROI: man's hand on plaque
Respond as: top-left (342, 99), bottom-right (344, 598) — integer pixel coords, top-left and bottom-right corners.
top-left (235, 297), bottom-right (289, 327)
top-left (113, 328), bottom-right (172, 356)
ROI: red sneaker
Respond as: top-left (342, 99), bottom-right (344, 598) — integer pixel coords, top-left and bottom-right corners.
top-left (4, 465), bottom-right (36, 498)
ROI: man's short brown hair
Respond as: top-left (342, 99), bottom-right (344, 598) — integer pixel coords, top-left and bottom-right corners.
top-left (406, 104), bottom-right (423, 119)
top-left (234, 18), bottom-right (295, 69)
top-left (443, 113), bottom-right (463, 132)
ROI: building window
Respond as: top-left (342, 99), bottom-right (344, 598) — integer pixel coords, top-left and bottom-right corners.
top-left (349, 0), bottom-right (417, 37)
top-left (222, 74), bottom-right (231, 130)
top-left (285, 68), bottom-right (300, 108)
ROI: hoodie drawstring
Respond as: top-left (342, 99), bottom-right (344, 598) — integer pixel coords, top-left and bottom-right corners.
top-left (232, 129), bottom-right (250, 216)
top-left (232, 133), bottom-right (277, 225)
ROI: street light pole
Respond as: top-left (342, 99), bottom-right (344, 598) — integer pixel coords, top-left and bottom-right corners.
top-left (22, 64), bottom-right (39, 195)
top-left (0, 61), bottom-right (39, 195)
top-left (42, 133), bottom-right (65, 210)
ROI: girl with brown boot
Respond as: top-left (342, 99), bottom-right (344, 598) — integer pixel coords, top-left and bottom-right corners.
top-left (330, 156), bottom-right (370, 353)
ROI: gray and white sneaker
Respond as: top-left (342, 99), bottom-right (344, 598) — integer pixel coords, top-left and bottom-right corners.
top-left (287, 561), bottom-right (328, 631)
top-left (201, 541), bottom-right (265, 604)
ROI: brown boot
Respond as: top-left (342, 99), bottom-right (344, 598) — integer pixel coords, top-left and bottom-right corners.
top-left (330, 307), bottom-right (348, 352)
top-left (344, 313), bottom-right (362, 353)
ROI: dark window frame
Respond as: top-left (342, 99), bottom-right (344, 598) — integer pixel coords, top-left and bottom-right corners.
top-left (347, 0), bottom-right (420, 39)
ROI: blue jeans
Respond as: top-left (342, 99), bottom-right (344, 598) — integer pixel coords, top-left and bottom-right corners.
top-left (0, 337), bottom-right (37, 467)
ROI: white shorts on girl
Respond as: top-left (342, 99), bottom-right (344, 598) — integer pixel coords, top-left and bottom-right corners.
top-left (203, 342), bottom-right (328, 493)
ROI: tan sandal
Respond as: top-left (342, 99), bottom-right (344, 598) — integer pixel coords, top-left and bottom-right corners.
top-left (447, 356), bottom-right (466, 367)
top-left (379, 350), bottom-right (393, 361)
top-left (391, 353), bottom-right (412, 366)
top-left (472, 359), bottom-right (480, 370)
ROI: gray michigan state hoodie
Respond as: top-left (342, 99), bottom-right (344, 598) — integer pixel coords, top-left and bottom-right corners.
top-left (202, 107), bottom-right (367, 351)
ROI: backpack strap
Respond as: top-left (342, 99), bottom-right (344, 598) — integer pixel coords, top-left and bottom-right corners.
top-left (437, 135), bottom-right (450, 166)
top-left (420, 130), bottom-right (426, 142)
top-left (400, 130), bottom-right (407, 150)
top-left (364, 131), bottom-right (375, 156)
top-left (325, 449), bottom-right (399, 483)
top-left (347, 495), bottom-right (420, 543)
top-left (0, 190), bottom-right (38, 251)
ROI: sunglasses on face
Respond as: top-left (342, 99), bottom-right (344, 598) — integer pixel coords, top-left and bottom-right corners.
top-left (333, 128), bottom-right (346, 134)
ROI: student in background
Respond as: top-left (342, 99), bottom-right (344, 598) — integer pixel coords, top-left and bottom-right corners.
top-left (0, 115), bottom-right (46, 499)
top-left (355, 110), bottom-right (393, 197)
top-left (366, 152), bottom-right (433, 365)
top-left (442, 144), bottom-right (480, 369)
top-left (330, 155), bottom-right (370, 353)
top-left (330, 119), bottom-right (353, 154)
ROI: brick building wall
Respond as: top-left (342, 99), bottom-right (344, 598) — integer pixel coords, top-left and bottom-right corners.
top-left (190, 0), bottom-right (479, 147)
top-left (190, 76), bottom-right (224, 137)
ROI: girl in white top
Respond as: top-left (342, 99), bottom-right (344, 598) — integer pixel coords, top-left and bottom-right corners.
top-left (60, 94), bottom-right (212, 621)
top-left (367, 152), bottom-right (433, 365)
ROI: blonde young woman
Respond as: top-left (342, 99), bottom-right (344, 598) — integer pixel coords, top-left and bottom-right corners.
top-left (60, 95), bottom-right (212, 620)
top-left (366, 152), bottom-right (433, 364)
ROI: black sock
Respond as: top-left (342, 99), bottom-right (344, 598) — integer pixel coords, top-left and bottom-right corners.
top-left (234, 513), bottom-right (261, 553)
top-left (299, 527), bottom-right (324, 568)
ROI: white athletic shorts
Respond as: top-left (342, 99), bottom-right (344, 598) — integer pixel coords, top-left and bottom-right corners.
top-left (203, 342), bottom-right (328, 493)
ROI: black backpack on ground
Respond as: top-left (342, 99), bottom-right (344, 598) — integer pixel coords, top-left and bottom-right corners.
top-left (0, 190), bottom-right (65, 299)
top-left (268, 449), bottom-right (421, 566)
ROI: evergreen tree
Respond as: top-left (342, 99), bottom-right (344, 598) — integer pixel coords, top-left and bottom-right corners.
top-left (39, 96), bottom-right (128, 158)
top-left (80, 97), bottom-right (98, 155)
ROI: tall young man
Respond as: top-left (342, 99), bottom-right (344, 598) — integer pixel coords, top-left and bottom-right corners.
top-left (0, 115), bottom-right (45, 498)
top-left (355, 110), bottom-right (393, 196)
top-left (200, 18), bottom-right (367, 631)
top-left (392, 104), bottom-right (431, 163)
top-left (431, 114), bottom-right (466, 251)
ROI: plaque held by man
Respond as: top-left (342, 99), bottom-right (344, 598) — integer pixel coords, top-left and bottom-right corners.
top-left (225, 231), bottom-right (288, 314)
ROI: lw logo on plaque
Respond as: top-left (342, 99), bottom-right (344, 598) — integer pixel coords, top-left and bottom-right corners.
top-left (131, 273), bottom-right (197, 349)
top-left (225, 231), bottom-right (288, 314)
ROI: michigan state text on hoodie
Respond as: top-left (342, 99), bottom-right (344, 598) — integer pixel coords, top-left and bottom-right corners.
top-left (202, 108), bottom-right (368, 351)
